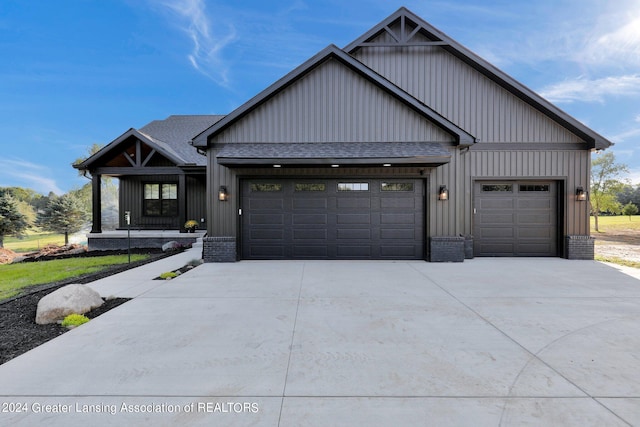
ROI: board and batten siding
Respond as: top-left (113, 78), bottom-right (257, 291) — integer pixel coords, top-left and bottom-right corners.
top-left (428, 148), bottom-right (590, 239)
top-left (210, 59), bottom-right (453, 144)
top-left (352, 44), bottom-right (584, 145)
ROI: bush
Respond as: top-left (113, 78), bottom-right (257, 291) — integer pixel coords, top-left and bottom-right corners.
top-left (61, 313), bottom-right (90, 328)
top-left (159, 271), bottom-right (178, 280)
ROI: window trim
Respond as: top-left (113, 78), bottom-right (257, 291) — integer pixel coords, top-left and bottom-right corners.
top-left (143, 182), bottom-right (178, 217)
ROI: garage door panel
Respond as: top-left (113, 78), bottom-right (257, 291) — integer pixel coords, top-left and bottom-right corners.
top-left (478, 227), bottom-right (514, 238)
top-left (337, 198), bottom-right (371, 209)
top-left (518, 227), bottom-right (554, 238)
top-left (250, 199), bottom-right (283, 209)
top-left (337, 214), bottom-right (371, 225)
top-left (479, 213), bottom-right (515, 224)
top-left (337, 245), bottom-right (372, 257)
top-left (292, 214), bottom-right (327, 225)
top-left (249, 246), bottom-right (285, 257)
top-left (380, 213), bottom-right (415, 224)
top-left (380, 198), bottom-right (416, 209)
top-left (380, 229), bottom-right (416, 239)
top-left (519, 213), bottom-right (554, 224)
top-left (474, 181), bottom-right (557, 257)
top-left (381, 246), bottom-right (417, 257)
top-left (250, 214), bottom-right (284, 225)
top-left (293, 229), bottom-right (327, 240)
top-left (243, 179), bottom-right (424, 260)
top-left (478, 242), bottom-right (515, 255)
top-left (480, 199), bottom-right (514, 209)
top-left (293, 246), bottom-right (328, 257)
top-left (250, 229), bottom-right (284, 240)
top-left (518, 199), bottom-right (552, 209)
top-left (293, 198), bottom-right (327, 209)
top-left (337, 229), bottom-right (371, 240)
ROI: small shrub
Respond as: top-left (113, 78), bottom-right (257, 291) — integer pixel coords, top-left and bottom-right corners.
top-left (61, 313), bottom-right (90, 328)
top-left (159, 271), bottom-right (178, 280)
top-left (187, 258), bottom-right (203, 267)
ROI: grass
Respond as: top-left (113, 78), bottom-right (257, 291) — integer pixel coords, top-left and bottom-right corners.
top-left (4, 231), bottom-right (66, 253)
top-left (590, 215), bottom-right (640, 232)
top-left (0, 254), bottom-right (148, 301)
top-left (594, 255), bottom-right (640, 269)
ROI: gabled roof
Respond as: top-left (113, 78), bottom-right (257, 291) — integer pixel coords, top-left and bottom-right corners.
top-left (75, 115), bottom-right (224, 170)
top-left (192, 45), bottom-right (476, 147)
top-left (345, 7), bottom-right (612, 150)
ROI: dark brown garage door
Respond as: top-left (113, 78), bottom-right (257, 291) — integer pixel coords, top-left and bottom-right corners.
top-left (473, 181), bottom-right (557, 256)
top-left (241, 179), bottom-right (424, 259)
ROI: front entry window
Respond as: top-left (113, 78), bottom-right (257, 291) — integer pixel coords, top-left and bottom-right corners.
top-left (144, 183), bottom-right (177, 216)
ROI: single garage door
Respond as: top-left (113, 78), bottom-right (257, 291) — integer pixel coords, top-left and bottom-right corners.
top-left (242, 179), bottom-right (424, 259)
top-left (473, 181), bottom-right (557, 256)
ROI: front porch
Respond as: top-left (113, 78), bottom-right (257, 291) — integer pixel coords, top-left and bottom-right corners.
top-left (87, 230), bottom-right (206, 251)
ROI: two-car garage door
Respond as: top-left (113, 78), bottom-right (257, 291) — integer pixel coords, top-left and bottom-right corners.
top-left (241, 179), bottom-right (424, 259)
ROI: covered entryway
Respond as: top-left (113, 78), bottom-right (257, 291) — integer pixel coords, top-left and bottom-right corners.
top-left (473, 181), bottom-right (558, 256)
top-left (241, 179), bottom-right (424, 259)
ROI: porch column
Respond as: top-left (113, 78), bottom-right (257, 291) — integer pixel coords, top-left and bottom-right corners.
top-left (178, 173), bottom-right (186, 232)
top-left (90, 173), bottom-right (102, 233)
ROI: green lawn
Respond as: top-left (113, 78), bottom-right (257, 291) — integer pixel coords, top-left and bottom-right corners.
top-left (4, 232), bottom-right (66, 253)
top-left (590, 215), bottom-right (640, 232)
top-left (0, 254), bottom-right (148, 301)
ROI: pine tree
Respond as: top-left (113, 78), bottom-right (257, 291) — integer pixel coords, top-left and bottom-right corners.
top-left (38, 194), bottom-right (89, 245)
top-left (0, 192), bottom-right (29, 248)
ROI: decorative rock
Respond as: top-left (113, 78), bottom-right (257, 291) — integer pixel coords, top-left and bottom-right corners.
top-left (35, 284), bottom-right (104, 325)
top-left (162, 241), bottom-right (180, 252)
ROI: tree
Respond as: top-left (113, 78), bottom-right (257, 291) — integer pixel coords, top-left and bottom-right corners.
top-left (590, 152), bottom-right (629, 232)
top-left (622, 202), bottom-right (639, 220)
top-left (38, 194), bottom-right (89, 245)
top-left (0, 193), bottom-right (29, 248)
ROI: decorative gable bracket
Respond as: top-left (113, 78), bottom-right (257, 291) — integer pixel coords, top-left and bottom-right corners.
top-left (357, 13), bottom-right (449, 48)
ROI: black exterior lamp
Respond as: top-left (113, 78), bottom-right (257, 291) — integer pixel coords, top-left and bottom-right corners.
top-left (438, 185), bottom-right (449, 201)
top-left (576, 186), bottom-right (587, 202)
top-left (218, 186), bottom-right (229, 202)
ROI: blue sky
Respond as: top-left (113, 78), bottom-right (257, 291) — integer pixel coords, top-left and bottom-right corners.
top-left (1, 0), bottom-right (639, 194)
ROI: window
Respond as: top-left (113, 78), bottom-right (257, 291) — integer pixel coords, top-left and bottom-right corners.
top-left (295, 183), bottom-right (326, 192)
top-left (482, 184), bottom-right (512, 192)
top-left (519, 184), bottom-right (550, 192)
top-left (250, 183), bottom-right (282, 192)
top-left (144, 183), bottom-right (177, 216)
top-left (381, 182), bottom-right (414, 191)
top-left (338, 182), bottom-right (369, 191)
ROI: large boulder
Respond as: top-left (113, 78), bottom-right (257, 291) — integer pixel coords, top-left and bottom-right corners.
top-left (162, 241), bottom-right (180, 252)
top-left (35, 284), bottom-right (104, 325)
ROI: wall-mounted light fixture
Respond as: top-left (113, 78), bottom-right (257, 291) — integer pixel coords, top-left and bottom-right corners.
top-left (438, 185), bottom-right (449, 201)
top-left (576, 186), bottom-right (587, 202)
top-left (218, 186), bottom-right (228, 202)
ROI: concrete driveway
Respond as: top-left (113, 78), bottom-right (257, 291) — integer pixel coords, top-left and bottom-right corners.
top-left (0, 259), bottom-right (639, 426)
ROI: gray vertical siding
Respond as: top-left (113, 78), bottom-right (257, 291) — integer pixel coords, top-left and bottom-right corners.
top-left (211, 59), bottom-right (452, 144)
top-left (352, 44), bottom-right (584, 144)
top-left (120, 174), bottom-right (207, 230)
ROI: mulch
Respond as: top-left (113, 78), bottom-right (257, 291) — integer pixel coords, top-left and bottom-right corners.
top-left (0, 249), bottom-right (180, 366)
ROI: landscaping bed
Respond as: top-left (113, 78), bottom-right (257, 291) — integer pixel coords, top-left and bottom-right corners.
top-left (0, 249), bottom-right (181, 365)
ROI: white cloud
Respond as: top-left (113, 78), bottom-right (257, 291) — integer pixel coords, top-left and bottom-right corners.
top-left (579, 7), bottom-right (640, 67)
top-left (611, 127), bottom-right (640, 144)
top-left (0, 158), bottom-right (63, 195)
top-left (159, 0), bottom-right (237, 86)
top-left (539, 74), bottom-right (640, 103)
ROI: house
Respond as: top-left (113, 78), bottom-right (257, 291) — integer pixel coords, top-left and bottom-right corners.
top-left (78, 7), bottom-right (611, 260)
top-left (74, 115), bottom-right (222, 250)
